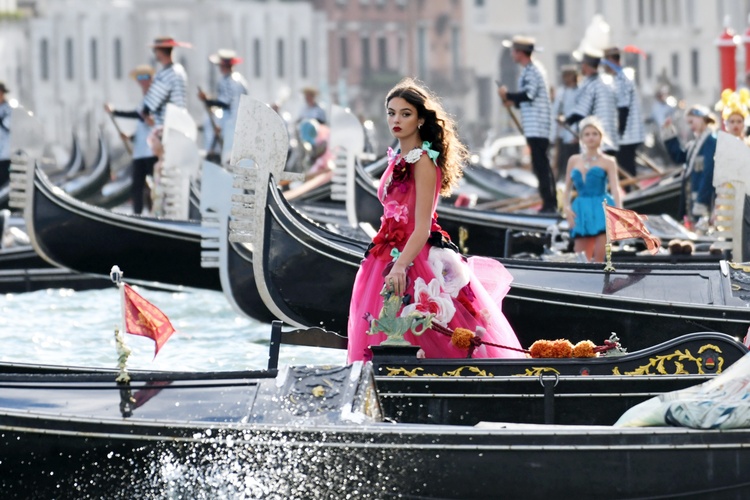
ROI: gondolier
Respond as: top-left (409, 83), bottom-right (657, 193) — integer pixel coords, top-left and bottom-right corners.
top-left (142, 37), bottom-right (190, 127)
top-left (551, 65), bottom-right (580, 181)
top-left (497, 36), bottom-right (557, 213)
top-left (0, 82), bottom-right (11, 188)
top-left (603, 46), bottom-right (645, 179)
top-left (565, 50), bottom-right (619, 156)
top-left (198, 49), bottom-right (248, 165)
top-left (105, 65), bottom-right (157, 215)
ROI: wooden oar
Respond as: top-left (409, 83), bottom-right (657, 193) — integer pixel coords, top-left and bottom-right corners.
top-left (105, 109), bottom-right (133, 156)
top-left (198, 86), bottom-right (223, 151)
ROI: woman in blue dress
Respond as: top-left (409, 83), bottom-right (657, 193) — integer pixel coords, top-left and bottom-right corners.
top-left (562, 116), bottom-right (623, 262)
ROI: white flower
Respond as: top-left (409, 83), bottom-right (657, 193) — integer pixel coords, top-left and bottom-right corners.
top-left (400, 277), bottom-right (456, 325)
top-left (427, 247), bottom-right (470, 298)
top-left (404, 148), bottom-right (423, 163)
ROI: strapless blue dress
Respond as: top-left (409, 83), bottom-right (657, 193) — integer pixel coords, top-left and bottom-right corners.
top-left (570, 166), bottom-right (615, 238)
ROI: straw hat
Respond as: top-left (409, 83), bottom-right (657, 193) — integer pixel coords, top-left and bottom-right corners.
top-left (301, 86), bottom-right (319, 96)
top-left (150, 37), bottom-right (192, 49)
top-left (208, 49), bottom-right (242, 66)
top-left (129, 64), bottom-right (155, 81)
top-left (501, 35), bottom-right (536, 53)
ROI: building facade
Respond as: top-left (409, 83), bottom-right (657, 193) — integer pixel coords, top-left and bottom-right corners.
top-left (309, 0), bottom-right (467, 147)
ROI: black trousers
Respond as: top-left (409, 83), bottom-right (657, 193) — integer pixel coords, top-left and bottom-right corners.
top-left (616, 143), bottom-right (640, 177)
top-left (555, 141), bottom-right (579, 182)
top-left (527, 137), bottom-right (557, 211)
top-left (132, 156), bottom-right (157, 215)
top-left (0, 159), bottom-right (9, 187)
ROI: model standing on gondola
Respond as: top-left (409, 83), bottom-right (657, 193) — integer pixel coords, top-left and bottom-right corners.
top-left (347, 78), bottom-right (524, 362)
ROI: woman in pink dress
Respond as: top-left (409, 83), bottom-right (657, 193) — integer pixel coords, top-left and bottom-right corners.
top-left (347, 78), bottom-right (525, 362)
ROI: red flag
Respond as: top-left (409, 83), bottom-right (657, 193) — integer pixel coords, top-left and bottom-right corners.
top-left (604, 204), bottom-right (661, 255)
top-left (123, 284), bottom-right (176, 356)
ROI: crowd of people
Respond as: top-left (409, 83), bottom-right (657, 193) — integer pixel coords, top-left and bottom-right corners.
top-left (495, 34), bottom-right (750, 260)
top-left (103, 36), bottom-right (328, 216)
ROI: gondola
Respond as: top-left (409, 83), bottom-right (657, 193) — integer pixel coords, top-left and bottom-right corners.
top-left (223, 98), bottom-right (750, 351)
top-left (14, 157), bottom-right (221, 290)
top-left (1, 324), bottom-right (749, 499)
top-left (61, 133), bottom-right (111, 202)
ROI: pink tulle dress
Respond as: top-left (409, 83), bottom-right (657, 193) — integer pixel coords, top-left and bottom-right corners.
top-left (346, 142), bottom-right (526, 362)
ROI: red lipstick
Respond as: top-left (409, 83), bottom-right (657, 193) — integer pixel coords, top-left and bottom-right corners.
top-left (392, 126), bottom-right (402, 132)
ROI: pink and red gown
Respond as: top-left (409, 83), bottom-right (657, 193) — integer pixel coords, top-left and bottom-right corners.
top-left (346, 142), bottom-right (525, 362)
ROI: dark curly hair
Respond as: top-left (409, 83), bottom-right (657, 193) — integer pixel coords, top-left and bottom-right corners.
top-left (385, 77), bottom-right (468, 196)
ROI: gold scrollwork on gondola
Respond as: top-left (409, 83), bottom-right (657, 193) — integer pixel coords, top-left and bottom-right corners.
top-left (383, 365), bottom-right (492, 377)
top-left (728, 261), bottom-right (750, 272)
top-left (611, 345), bottom-right (724, 376)
top-left (517, 367), bottom-right (561, 377)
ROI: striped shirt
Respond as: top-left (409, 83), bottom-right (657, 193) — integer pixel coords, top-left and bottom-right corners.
top-left (0, 101), bottom-right (10, 160)
top-left (514, 61), bottom-right (552, 139)
top-left (572, 74), bottom-right (619, 151)
top-left (552, 85), bottom-right (578, 143)
top-left (216, 72), bottom-right (248, 125)
top-left (613, 70), bottom-right (645, 146)
top-left (142, 63), bottom-right (188, 126)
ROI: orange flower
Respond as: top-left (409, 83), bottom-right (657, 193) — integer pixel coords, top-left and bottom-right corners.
top-left (529, 339), bottom-right (555, 358)
top-left (573, 340), bottom-right (597, 358)
top-left (550, 339), bottom-right (574, 358)
top-left (451, 327), bottom-right (475, 350)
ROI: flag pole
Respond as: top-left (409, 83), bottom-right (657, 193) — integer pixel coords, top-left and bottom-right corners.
top-left (110, 265), bottom-right (132, 383)
top-left (602, 201), bottom-right (616, 272)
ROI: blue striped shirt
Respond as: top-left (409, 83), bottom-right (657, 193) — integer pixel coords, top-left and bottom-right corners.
top-left (217, 72), bottom-right (248, 125)
top-left (142, 63), bottom-right (188, 126)
top-left (0, 101), bottom-right (10, 160)
top-left (613, 70), bottom-right (645, 146)
top-left (552, 86), bottom-right (578, 142)
top-left (573, 74), bottom-right (619, 151)
top-left (515, 61), bottom-right (552, 139)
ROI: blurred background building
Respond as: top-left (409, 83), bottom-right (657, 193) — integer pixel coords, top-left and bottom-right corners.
top-left (0, 0), bottom-right (749, 153)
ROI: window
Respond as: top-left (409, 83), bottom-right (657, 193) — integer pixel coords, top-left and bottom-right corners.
top-left (660, 0), bottom-right (667, 24)
top-left (637, 0), bottom-right (644, 25)
top-left (645, 53), bottom-right (653, 79)
top-left (648, 0), bottom-right (656, 24)
top-left (451, 26), bottom-right (460, 78)
top-left (475, 0), bottom-right (484, 5)
top-left (253, 39), bottom-right (262, 78)
top-left (340, 36), bottom-right (348, 70)
top-left (277, 39), bottom-right (285, 78)
top-left (65, 38), bottom-right (74, 80)
top-left (300, 39), bottom-right (308, 78)
top-left (361, 36), bottom-right (371, 77)
top-left (527, 0), bottom-right (540, 24)
top-left (555, 0), bottom-right (565, 25)
top-left (377, 36), bottom-right (387, 70)
top-left (40, 38), bottom-right (49, 81)
top-left (417, 26), bottom-right (427, 79)
top-left (691, 49), bottom-right (699, 86)
top-left (671, 52), bottom-right (679, 78)
top-left (90, 39), bottom-right (98, 81)
top-left (113, 38), bottom-right (122, 80)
